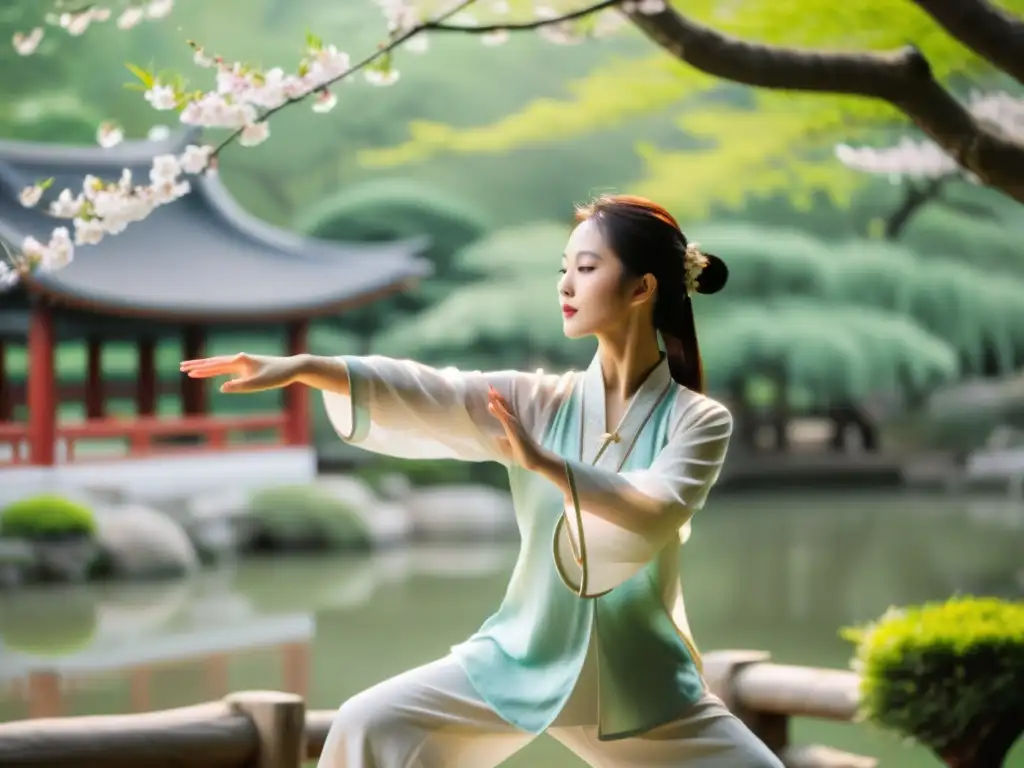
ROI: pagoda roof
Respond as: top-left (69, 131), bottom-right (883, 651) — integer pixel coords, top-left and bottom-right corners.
top-left (0, 129), bottom-right (432, 322)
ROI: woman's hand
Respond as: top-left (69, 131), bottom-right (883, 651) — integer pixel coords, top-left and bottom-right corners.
top-left (179, 354), bottom-right (304, 394)
top-left (487, 386), bottom-right (544, 470)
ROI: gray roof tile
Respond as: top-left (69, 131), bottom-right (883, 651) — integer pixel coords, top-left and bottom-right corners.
top-left (0, 129), bottom-right (432, 321)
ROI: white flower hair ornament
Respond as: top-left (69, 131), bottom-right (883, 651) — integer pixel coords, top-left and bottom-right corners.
top-left (682, 241), bottom-right (728, 296)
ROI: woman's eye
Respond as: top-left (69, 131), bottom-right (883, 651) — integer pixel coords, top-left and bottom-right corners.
top-left (578, 266), bottom-right (594, 273)
top-left (558, 268), bottom-right (567, 275)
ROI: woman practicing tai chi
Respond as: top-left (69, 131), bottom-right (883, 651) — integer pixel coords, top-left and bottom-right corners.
top-left (181, 194), bottom-right (783, 768)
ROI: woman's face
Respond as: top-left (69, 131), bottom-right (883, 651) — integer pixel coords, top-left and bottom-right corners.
top-left (558, 219), bottom-right (644, 339)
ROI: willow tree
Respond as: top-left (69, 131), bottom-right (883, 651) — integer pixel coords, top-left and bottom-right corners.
top-left (374, 222), bottom-right (585, 368)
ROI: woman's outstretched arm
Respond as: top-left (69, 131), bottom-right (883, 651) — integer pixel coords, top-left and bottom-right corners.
top-left (182, 352), bottom-right (575, 465)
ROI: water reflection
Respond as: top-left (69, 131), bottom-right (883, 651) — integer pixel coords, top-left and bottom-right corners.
top-left (1, 494), bottom-right (1022, 766)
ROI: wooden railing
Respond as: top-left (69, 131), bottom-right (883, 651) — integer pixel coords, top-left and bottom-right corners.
top-left (0, 413), bottom-right (289, 465)
top-left (0, 422), bottom-right (28, 465)
top-left (0, 651), bottom-right (876, 768)
top-left (57, 413), bottom-right (289, 459)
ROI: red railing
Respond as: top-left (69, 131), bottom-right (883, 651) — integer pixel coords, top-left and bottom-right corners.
top-left (0, 422), bottom-right (29, 465)
top-left (0, 413), bottom-right (290, 466)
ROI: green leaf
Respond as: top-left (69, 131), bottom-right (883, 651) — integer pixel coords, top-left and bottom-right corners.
top-left (124, 62), bottom-right (155, 88)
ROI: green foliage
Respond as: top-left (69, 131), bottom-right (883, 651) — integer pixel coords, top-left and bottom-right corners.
top-left (842, 597), bottom-right (1024, 762)
top-left (0, 591), bottom-right (98, 657)
top-left (697, 300), bottom-right (958, 406)
top-left (246, 484), bottom-right (372, 552)
top-left (296, 177), bottom-right (490, 272)
top-left (363, 0), bottom-right (1024, 216)
top-left (0, 495), bottom-right (97, 540)
top-left (900, 206), bottom-right (1024, 274)
top-left (354, 455), bottom-right (511, 493)
top-left (294, 178), bottom-right (493, 348)
top-left (375, 221), bottom-right (587, 367)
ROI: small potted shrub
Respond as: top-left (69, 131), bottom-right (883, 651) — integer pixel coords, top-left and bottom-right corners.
top-left (0, 495), bottom-right (100, 583)
top-left (843, 596), bottom-right (1024, 768)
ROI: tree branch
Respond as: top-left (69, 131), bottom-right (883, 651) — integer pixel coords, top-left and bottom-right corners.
top-left (909, 0), bottom-right (1024, 87)
top-left (625, 5), bottom-right (1024, 205)
top-left (429, 0), bottom-right (622, 33)
top-left (884, 176), bottom-right (949, 240)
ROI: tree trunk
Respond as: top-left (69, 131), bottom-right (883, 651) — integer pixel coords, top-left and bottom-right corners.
top-left (627, 3), bottom-right (1024, 205)
top-left (885, 177), bottom-right (950, 240)
top-left (938, 718), bottom-right (1024, 768)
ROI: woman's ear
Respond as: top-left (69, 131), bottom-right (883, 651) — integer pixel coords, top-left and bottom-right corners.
top-left (631, 274), bottom-right (657, 306)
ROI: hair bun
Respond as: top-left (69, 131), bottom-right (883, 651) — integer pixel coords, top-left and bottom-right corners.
top-left (695, 253), bottom-right (728, 295)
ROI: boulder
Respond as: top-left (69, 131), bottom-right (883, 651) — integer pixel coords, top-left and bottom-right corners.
top-left (94, 504), bottom-right (201, 580)
top-left (0, 538), bottom-right (34, 588)
top-left (180, 487), bottom-right (254, 562)
top-left (315, 476), bottom-right (414, 547)
top-left (403, 485), bottom-right (517, 541)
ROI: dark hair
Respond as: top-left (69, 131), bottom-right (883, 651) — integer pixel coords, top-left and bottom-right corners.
top-left (573, 194), bottom-right (728, 393)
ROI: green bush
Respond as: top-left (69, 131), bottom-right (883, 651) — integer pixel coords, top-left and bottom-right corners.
top-left (0, 495), bottom-right (97, 540)
top-left (247, 485), bottom-right (372, 553)
top-left (842, 596), bottom-right (1024, 768)
top-left (296, 178), bottom-right (490, 273)
top-left (352, 456), bottom-right (510, 494)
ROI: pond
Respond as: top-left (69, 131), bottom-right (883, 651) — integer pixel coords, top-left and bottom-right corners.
top-left (1, 491), bottom-right (1023, 767)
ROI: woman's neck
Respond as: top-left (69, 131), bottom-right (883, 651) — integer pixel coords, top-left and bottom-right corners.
top-left (595, 322), bottom-right (663, 402)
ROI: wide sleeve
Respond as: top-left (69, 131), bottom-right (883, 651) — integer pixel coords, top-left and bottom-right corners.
top-left (321, 355), bottom-right (575, 464)
top-left (554, 394), bottom-right (732, 597)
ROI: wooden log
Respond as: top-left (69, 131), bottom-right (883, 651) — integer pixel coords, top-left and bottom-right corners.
top-left (781, 744), bottom-right (878, 768)
top-left (0, 701), bottom-right (256, 768)
top-left (305, 709), bottom-right (336, 760)
top-left (733, 663), bottom-right (860, 721)
top-left (226, 690), bottom-right (305, 768)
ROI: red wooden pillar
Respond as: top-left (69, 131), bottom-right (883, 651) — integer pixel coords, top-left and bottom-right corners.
top-left (284, 320), bottom-right (309, 445)
top-left (85, 336), bottom-right (104, 419)
top-left (137, 337), bottom-right (157, 416)
top-left (182, 325), bottom-right (206, 415)
top-left (0, 338), bottom-right (10, 421)
top-left (27, 302), bottom-right (56, 466)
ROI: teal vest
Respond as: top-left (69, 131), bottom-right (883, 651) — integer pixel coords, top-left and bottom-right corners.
top-left (450, 377), bottom-right (705, 740)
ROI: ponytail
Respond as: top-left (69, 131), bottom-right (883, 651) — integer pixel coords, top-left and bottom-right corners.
top-left (661, 295), bottom-right (704, 393)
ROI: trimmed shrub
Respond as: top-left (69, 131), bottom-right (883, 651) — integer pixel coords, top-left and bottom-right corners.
top-left (246, 485), bottom-right (371, 552)
top-left (842, 596), bottom-right (1024, 768)
top-left (0, 495), bottom-right (97, 540)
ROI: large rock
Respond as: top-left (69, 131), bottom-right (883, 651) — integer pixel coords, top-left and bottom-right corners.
top-left (180, 487), bottom-right (254, 561)
top-left (0, 538), bottom-right (34, 587)
top-left (94, 504), bottom-right (201, 580)
top-left (403, 485), bottom-right (517, 541)
top-left (314, 476), bottom-right (413, 547)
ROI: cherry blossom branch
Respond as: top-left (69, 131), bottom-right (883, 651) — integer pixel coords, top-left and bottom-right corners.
top-left (625, 4), bottom-right (1024, 205)
top-left (11, 0), bottom-right (173, 54)
top-left (430, 0), bottom-right (624, 34)
top-left (207, 0), bottom-right (483, 160)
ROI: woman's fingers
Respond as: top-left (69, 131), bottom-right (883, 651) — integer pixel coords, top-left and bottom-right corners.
top-left (180, 356), bottom-right (236, 371)
top-left (183, 364), bottom-right (239, 379)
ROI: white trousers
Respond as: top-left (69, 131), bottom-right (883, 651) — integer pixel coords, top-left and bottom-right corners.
top-left (317, 655), bottom-right (784, 768)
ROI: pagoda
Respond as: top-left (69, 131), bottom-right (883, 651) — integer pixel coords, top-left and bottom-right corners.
top-left (0, 130), bottom-right (429, 495)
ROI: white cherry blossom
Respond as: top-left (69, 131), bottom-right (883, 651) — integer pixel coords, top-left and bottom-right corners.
top-left (180, 144), bottom-right (214, 174)
top-left (240, 122), bottom-right (271, 147)
top-left (836, 91), bottom-right (1024, 181)
top-left (97, 121), bottom-right (125, 148)
top-left (12, 28), bottom-right (44, 56)
top-left (118, 7), bottom-right (145, 30)
top-left (19, 185), bottom-right (44, 208)
top-left (313, 89), bottom-right (338, 113)
top-left (145, 84), bottom-right (178, 111)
